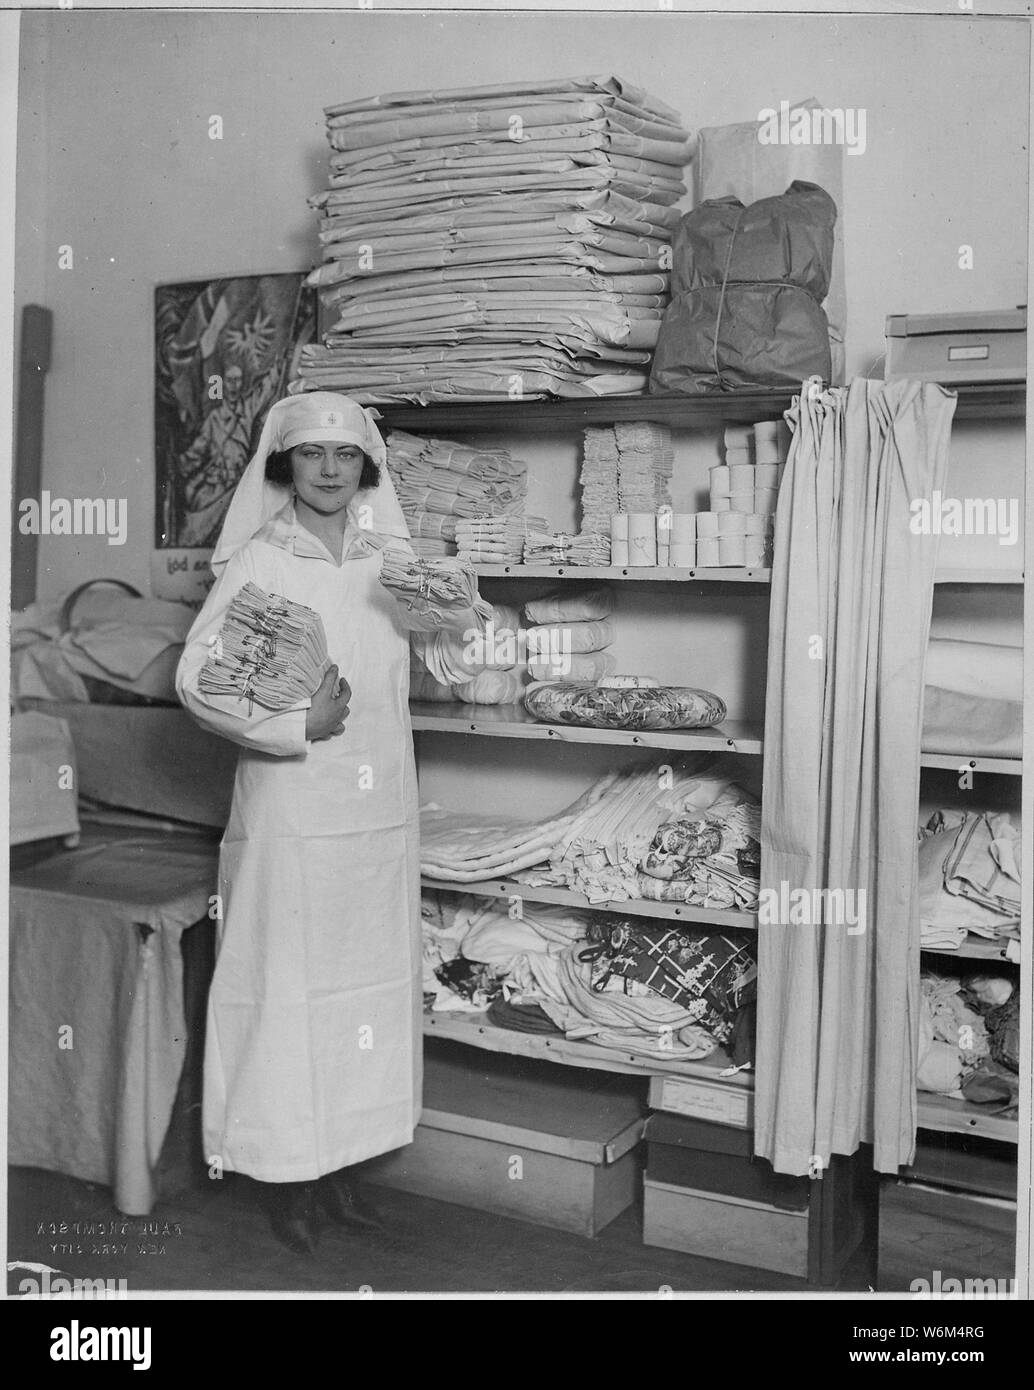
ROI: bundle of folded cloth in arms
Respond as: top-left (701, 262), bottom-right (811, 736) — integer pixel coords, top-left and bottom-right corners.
top-left (409, 583), bottom-right (619, 701)
top-left (918, 968), bottom-right (1020, 1111)
top-left (421, 889), bottom-right (758, 1064)
top-left (379, 551), bottom-right (493, 635)
top-left (420, 754), bottom-right (761, 913)
top-left (292, 75), bottom-right (694, 402)
top-left (918, 808), bottom-right (1022, 954)
top-left (384, 427), bottom-right (537, 559)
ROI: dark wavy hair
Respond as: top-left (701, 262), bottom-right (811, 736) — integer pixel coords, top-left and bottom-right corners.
top-left (265, 447), bottom-right (380, 491)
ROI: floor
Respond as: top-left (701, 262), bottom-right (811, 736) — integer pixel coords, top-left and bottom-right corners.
top-left (7, 1159), bottom-right (878, 1296)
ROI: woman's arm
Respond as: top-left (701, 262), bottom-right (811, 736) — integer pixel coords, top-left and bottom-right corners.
top-left (175, 548), bottom-right (311, 757)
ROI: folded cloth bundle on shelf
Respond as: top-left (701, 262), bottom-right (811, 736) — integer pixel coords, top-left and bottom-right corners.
top-left (379, 551), bottom-right (492, 634)
top-left (918, 969), bottom-right (1019, 1106)
top-left (577, 917), bottom-right (757, 1057)
top-left (453, 670), bottom-right (530, 705)
top-left (455, 515), bottom-right (549, 565)
top-left (420, 888), bottom-right (591, 1012)
top-left (579, 427), bottom-right (620, 538)
top-left (922, 637), bottom-right (1023, 759)
top-left (385, 428), bottom-right (530, 556)
top-left (615, 421), bottom-right (674, 511)
top-left (523, 680), bottom-right (727, 731)
top-left (528, 650), bottom-right (618, 682)
top-left (516, 948), bottom-right (722, 1060)
top-left (293, 75), bottom-right (694, 402)
top-left (420, 755), bottom-right (761, 913)
top-left (522, 585), bottom-right (615, 624)
top-left (412, 601), bottom-right (523, 691)
top-left (524, 618), bottom-right (615, 656)
top-left (198, 583), bottom-right (330, 712)
top-left (523, 530), bottom-right (612, 566)
top-left (917, 809), bottom-right (1022, 950)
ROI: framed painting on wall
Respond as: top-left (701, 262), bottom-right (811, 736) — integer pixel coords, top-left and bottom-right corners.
top-left (155, 272), bottom-right (315, 551)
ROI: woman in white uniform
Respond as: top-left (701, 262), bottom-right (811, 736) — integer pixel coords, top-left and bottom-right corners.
top-left (177, 392), bottom-right (455, 1255)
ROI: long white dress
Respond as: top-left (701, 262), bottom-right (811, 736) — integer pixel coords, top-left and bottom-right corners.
top-left (176, 501), bottom-right (424, 1183)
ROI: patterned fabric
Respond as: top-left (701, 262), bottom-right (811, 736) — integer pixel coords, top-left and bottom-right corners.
top-left (524, 681), bottom-right (726, 731)
top-left (579, 920), bottom-right (757, 1045)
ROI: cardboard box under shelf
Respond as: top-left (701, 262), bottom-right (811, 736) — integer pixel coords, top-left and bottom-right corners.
top-left (644, 1177), bottom-right (811, 1278)
top-left (647, 1071), bottom-right (753, 1127)
top-left (643, 1126), bottom-right (872, 1284)
top-left (878, 1179), bottom-right (1017, 1292)
top-left (361, 1041), bottom-right (646, 1237)
top-left (644, 1113), bottom-right (810, 1210)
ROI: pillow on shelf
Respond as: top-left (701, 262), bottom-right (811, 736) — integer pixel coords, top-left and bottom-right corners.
top-left (523, 681), bottom-right (726, 731)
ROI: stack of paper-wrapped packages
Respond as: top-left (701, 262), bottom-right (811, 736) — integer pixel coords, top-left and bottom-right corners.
top-left (292, 75), bottom-right (695, 402)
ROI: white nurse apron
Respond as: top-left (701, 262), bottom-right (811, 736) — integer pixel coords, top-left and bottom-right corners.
top-left (176, 506), bottom-right (422, 1182)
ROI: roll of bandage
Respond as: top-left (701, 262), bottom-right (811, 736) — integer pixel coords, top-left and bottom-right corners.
top-left (755, 463), bottom-right (782, 490)
top-left (627, 512), bottom-right (657, 566)
top-left (710, 465), bottom-right (732, 498)
top-left (724, 424), bottom-right (753, 451)
top-left (744, 535), bottom-right (767, 566)
top-left (712, 493), bottom-right (731, 512)
top-left (743, 513), bottom-right (767, 535)
top-left (729, 491), bottom-right (755, 513)
top-left (753, 419), bottom-right (781, 447)
top-left (696, 512), bottom-right (720, 538)
top-left (754, 440), bottom-right (784, 466)
top-left (723, 445), bottom-right (754, 466)
top-left (717, 510), bottom-right (746, 536)
top-left (718, 535), bottom-right (747, 567)
top-left (696, 537), bottom-right (720, 567)
top-left (671, 512), bottom-right (697, 544)
top-left (670, 541), bottom-right (697, 568)
top-left (730, 463), bottom-right (755, 493)
top-left (754, 488), bottom-right (779, 515)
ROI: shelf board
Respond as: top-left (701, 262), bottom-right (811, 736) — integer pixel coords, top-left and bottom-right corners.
top-left (423, 1009), bottom-right (751, 1083)
top-left (919, 752), bottom-right (1022, 776)
top-left (377, 381), bottom-right (1025, 434)
top-left (420, 874), bottom-right (757, 930)
top-left (917, 1093), bottom-right (1018, 1145)
top-left (933, 569), bottom-right (1024, 585)
top-left (920, 937), bottom-right (1020, 962)
top-left (411, 702), bottom-right (764, 754)
top-left (473, 564), bottom-right (771, 582)
top-left (380, 390), bottom-right (797, 433)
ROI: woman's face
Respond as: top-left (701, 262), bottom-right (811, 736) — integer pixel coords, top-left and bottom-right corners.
top-left (290, 441), bottom-right (365, 518)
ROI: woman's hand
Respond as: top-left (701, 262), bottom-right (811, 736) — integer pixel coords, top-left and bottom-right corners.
top-left (306, 664), bottom-right (351, 741)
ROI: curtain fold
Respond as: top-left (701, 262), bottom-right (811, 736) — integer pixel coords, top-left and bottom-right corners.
top-left (756, 377), bottom-right (956, 1175)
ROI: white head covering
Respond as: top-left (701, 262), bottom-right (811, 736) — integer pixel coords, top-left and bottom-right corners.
top-left (210, 391), bottom-right (409, 573)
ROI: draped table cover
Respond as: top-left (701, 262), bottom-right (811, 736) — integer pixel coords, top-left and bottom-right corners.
top-left (9, 826), bottom-right (219, 1214)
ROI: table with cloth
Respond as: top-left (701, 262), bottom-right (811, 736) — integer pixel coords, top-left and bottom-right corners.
top-left (9, 825), bottom-right (219, 1215)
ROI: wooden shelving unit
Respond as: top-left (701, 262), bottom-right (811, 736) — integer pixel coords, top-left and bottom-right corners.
top-left (473, 563), bottom-right (771, 582)
top-left (411, 702), bottom-right (764, 754)
top-left (420, 873), bottom-right (758, 931)
top-left (916, 1094), bottom-right (1018, 1145)
top-left (423, 1010), bottom-right (750, 1082)
top-left (378, 380), bottom-right (1025, 434)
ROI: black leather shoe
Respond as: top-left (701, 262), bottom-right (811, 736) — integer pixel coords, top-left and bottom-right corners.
top-left (267, 1180), bottom-right (319, 1256)
top-left (317, 1169), bottom-right (385, 1235)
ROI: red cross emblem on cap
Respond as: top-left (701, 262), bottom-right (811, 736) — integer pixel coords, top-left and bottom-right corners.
top-left (321, 410), bottom-right (343, 427)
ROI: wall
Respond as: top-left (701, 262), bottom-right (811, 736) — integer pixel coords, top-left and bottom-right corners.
top-left (14, 8), bottom-right (1029, 602)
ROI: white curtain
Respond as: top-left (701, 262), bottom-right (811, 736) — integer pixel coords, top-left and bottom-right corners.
top-left (756, 377), bottom-right (957, 1175)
